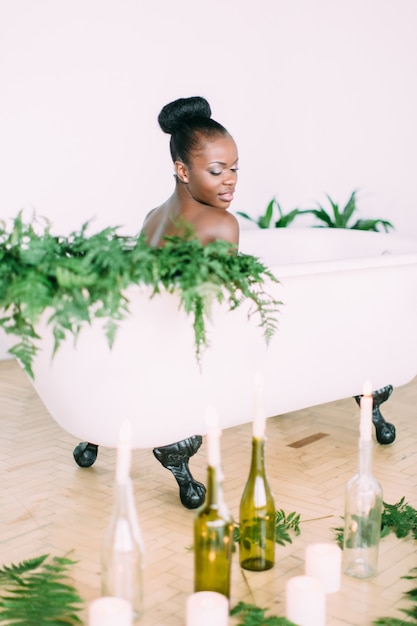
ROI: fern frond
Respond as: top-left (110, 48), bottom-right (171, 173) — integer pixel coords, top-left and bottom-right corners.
top-left (0, 553), bottom-right (84, 625)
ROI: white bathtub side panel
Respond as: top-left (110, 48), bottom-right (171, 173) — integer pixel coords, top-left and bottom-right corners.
top-left (17, 290), bottom-right (267, 448)
top-left (262, 263), bottom-right (417, 418)
top-left (6, 260), bottom-right (417, 449)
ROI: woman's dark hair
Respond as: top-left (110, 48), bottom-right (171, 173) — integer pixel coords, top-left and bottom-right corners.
top-left (158, 96), bottom-right (229, 165)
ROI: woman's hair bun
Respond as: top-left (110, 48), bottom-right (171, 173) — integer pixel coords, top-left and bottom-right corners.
top-left (158, 96), bottom-right (211, 134)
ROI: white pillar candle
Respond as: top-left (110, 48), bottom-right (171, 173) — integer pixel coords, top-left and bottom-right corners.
top-left (360, 380), bottom-right (373, 442)
top-left (305, 542), bottom-right (342, 593)
top-left (88, 596), bottom-right (132, 626)
top-left (253, 371), bottom-right (266, 439)
top-left (186, 591), bottom-right (229, 626)
top-left (205, 406), bottom-right (221, 467)
top-left (286, 575), bottom-right (326, 626)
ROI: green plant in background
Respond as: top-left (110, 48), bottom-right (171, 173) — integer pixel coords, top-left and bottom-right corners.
top-left (305, 189), bottom-right (394, 231)
top-left (333, 497), bottom-right (417, 548)
top-left (237, 190), bottom-right (395, 232)
top-left (0, 554), bottom-right (83, 625)
top-left (0, 212), bottom-right (280, 378)
top-left (237, 198), bottom-right (307, 228)
top-left (231, 602), bottom-right (296, 625)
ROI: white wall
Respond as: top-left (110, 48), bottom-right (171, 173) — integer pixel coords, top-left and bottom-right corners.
top-left (1, 0), bottom-right (417, 357)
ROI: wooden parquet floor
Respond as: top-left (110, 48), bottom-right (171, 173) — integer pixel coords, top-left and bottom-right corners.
top-left (1, 358), bottom-right (417, 625)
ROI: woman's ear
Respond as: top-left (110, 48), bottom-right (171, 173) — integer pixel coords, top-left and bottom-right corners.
top-left (175, 161), bottom-right (189, 184)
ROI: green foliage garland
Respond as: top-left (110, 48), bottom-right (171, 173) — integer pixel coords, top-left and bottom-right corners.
top-left (0, 212), bottom-right (280, 378)
top-left (373, 568), bottom-right (417, 625)
top-left (233, 509), bottom-right (301, 548)
top-left (188, 508), bottom-right (301, 553)
top-left (380, 497), bottom-right (417, 539)
top-left (332, 497), bottom-right (417, 624)
top-left (0, 554), bottom-right (83, 625)
top-left (333, 497), bottom-right (417, 548)
top-left (230, 602), bottom-right (296, 625)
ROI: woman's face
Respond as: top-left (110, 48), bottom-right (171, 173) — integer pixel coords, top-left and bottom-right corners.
top-left (177, 133), bottom-right (239, 210)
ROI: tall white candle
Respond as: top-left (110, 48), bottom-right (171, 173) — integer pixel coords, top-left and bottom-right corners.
top-left (186, 591), bottom-right (229, 626)
top-left (253, 371), bottom-right (266, 439)
top-left (205, 406), bottom-right (221, 467)
top-left (286, 575), bottom-right (326, 626)
top-left (89, 596), bottom-right (132, 626)
top-left (305, 542), bottom-right (342, 593)
top-left (360, 380), bottom-right (373, 442)
top-left (116, 419), bottom-right (133, 484)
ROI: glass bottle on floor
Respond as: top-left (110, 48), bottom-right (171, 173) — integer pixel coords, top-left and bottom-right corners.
top-left (194, 407), bottom-right (233, 598)
top-left (102, 421), bottom-right (144, 619)
top-left (239, 374), bottom-right (275, 570)
top-left (343, 382), bottom-right (383, 579)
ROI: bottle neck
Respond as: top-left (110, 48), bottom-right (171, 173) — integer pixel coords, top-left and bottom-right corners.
top-left (111, 477), bottom-right (144, 550)
top-left (206, 464), bottom-right (225, 507)
top-left (358, 438), bottom-right (373, 476)
top-left (250, 436), bottom-right (266, 474)
top-left (113, 478), bottom-right (134, 515)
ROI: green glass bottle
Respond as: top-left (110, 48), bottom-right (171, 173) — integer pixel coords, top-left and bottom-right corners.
top-left (194, 408), bottom-right (234, 598)
top-left (239, 436), bottom-right (275, 570)
top-left (239, 373), bottom-right (275, 571)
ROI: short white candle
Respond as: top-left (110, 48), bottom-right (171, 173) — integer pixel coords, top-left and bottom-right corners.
top-left (305, 542), bottom-right (342, 593)
top-left (253, 371), bottom-right (266, 439)
top-left (360, 380), bottom-right (373, 442)
top-left (88, 596), bottom-right (133, 626)
top-left (116, 419), bottom-right (133, 484)
top-left (205, 406), bottom-right (221, 467)
top-left (186, 591), bottom-right (229, 626)
top-left (286, 575), bottom-right (326, 626)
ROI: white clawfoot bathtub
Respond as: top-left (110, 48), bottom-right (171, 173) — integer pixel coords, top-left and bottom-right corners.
top-left (10, 228), bottom-right (417, 449)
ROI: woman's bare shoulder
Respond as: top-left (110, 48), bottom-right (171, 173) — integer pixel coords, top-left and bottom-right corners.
top-left (141, 206), bottom-right (159, 226)
top-left (195, 210), bottom-right (239, 246)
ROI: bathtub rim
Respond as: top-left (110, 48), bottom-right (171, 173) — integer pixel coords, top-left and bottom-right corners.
top-left (239, 227), bottom-right (417, 277)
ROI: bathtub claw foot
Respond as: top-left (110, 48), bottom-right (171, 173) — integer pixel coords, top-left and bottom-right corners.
top-left (153, 435), bottom-right (206, 509)
top-left (374, 420), bottom-right (396, 445)
top-left (73, 442), bottom-right (99, 467)
top-left (354, 384), bottom-right (396, 445)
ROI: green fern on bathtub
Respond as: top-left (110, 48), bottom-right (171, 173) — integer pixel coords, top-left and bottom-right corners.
top-left (0, 212), bottom-right (280, 378)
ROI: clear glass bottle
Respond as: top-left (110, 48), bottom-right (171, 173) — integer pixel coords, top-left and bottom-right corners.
top-left (239, 434), bottom-right (275, 571)
top-left (194, 409), bottom-right (233, 599)
top-left (101, 422), bottom-right (144, 620)
top-left (343, 384), bottom-right (383, 579)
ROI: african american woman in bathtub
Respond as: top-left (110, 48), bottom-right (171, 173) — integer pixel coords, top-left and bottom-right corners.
top-left (141, 96), bottom-right (240, 508)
